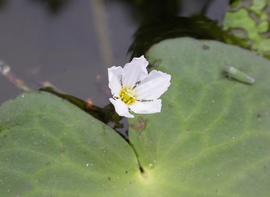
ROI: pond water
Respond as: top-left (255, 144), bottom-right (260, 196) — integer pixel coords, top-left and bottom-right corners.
top-left (0, 0), bottom-right (228, 106)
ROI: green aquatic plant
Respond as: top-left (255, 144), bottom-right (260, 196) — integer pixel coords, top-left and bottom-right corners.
top-left (224, 0), bottom-right (270, 58)
top-left (1, 38), bottom-right (270, 196)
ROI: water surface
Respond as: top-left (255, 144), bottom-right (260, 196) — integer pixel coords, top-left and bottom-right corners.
top-left (0, 0), bottom-right (228, 106)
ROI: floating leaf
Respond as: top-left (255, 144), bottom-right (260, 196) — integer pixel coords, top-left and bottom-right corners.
top-left (0, 92), bottom-right (140, 197)
top-left (129, 38), bottom-right (270, 196)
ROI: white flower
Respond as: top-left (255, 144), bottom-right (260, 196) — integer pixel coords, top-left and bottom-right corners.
top-left (108, 56), bottom-right (171, 118)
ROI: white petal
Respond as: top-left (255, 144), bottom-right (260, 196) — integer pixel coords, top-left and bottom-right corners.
top-left (108, 66), bottom-right (123, 96)
top-left (122, 56), bottom-right (149, 88)
top-left (109, 98), bottom-right (134, 118)
top-left (134, 70), bottom-right (171, 100)
top-left (129, 99), bottom-right (162, 114)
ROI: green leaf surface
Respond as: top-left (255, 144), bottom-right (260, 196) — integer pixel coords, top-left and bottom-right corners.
top-left (129, 38), bottom-right (270, 196)
top-left (0, 92), bottom-right (142, 197)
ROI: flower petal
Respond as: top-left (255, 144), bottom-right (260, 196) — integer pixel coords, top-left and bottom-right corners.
top-left (108, 66), bottom-right (123, 96)
top-left (134, 70), bottom-right (171, 100)
top-left (122, 56), bottom-right (149, 88)
top-left (109, 98), bottom-right (134, 118)
top-left (129, 99), bottom-right (162, 114)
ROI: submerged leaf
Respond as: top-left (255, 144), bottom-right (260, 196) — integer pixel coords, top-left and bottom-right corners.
top-left (223, 0), bottom-right (270, 58)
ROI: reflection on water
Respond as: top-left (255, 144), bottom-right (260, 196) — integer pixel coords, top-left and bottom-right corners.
top-left (0, 0), bottom-right (137, 106)
top-left (0, 0), bottom-right (228, 106)
top-left (30, 0), bottom-right (71, 14)
top-left (0, 0), bottom-right (7, 9)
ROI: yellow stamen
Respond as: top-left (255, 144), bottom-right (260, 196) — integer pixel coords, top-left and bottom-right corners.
top-left (119, 87), bottom-right (136, 105)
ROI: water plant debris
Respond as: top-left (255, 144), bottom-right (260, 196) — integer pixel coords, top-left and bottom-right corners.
top-left (224, 66), bottom-right (255, 85)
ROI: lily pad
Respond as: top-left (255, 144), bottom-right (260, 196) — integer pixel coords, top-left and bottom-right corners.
top-left (129, 37), bottom-right (270, 196)
top-left (0, 92), bottom-right (141, 197)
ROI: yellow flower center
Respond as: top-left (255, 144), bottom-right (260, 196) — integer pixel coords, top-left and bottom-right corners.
top-left (119, 87), bottom-right (136, 105)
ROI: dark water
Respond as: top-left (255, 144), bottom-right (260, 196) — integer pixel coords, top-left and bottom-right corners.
top-left (0, 0), bottom-right (228, 106)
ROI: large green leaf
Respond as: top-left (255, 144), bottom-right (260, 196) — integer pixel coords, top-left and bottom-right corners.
top-left (0, 92), bottom-right (142, 197)
top-left (129, 38), bottom-right (270, 196)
